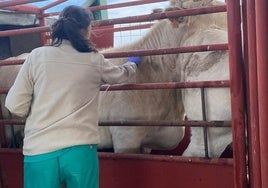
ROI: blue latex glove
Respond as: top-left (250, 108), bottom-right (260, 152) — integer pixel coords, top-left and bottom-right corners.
top-left (127, 56), bottom-right (141, 65)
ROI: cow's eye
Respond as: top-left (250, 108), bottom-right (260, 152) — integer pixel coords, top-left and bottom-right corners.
top-left (177, 16), bottom-right (185, 23)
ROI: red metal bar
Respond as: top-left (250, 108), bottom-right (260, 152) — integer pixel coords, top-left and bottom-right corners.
top-left (0, 119), bottom-right (232, 127)
top-left (0, 101), bottom-right (7, 147)
top-left (255, 0), bottom-right (268, 187)
top-left (245, 0), bottom-right (262, 187)
top-left (0, 26), bottom-right (50, 37)
top-left (100, 80), bottom-right (230, 91)
top-left (0, 120), bottom-right (25, 126)
top-left (1, 80), bottom-right (230, 94)
top-left (103, 44), bottom-right (228, 58)
top-left (1, 4), bottom-right (40, 14)
top-left (0, 44), bottom-right (228, 66)
top-left (92, 5), bottom-right (227, 27)
top-left (0, 89), bottom-right (9, 94)
top-left (99, 120), bottom-right (232, 127)
top-left (92, 23), bottom-right (154, 34)
top-left (226, 0), bottom-right (247, 187)
top-left (0, 59), bottom-right (24, 66)
top-left (0, 148), bottom-right (233, 165)
top-left (99, 152), bottom-right (233, 165)
top-left (89, 0), bottom-right (167, 12)
top-left (0, 0), bottom-right (43, 8)
top-left (38, 11), bottom-right (49, 45)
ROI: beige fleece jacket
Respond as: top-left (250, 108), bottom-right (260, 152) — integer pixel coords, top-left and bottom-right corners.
top-left (5, 40), bottom-right (137, 155)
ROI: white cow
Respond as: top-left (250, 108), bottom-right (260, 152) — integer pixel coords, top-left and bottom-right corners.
top-left (0, 54), bottom-right (26, 148)
top-left (101, 0), bottom-right (230, 157)
top-left (165, 0), bottom-right (232, 157)
top-left (97, 20), bottom-right (188, 153)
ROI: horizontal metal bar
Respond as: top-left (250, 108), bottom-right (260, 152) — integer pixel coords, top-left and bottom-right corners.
top-left (99, 120), bottom-right (232, 127)
top-left (92, 23), bottom-right (154, 34)
top-left (98, 152), bottom-right (233, 166)
top-left (0, 148), bottom-right (22, 153)
top-left (0, 80), bottom-right (230, 94)
top-left (0, 43), bottom-right (228, 66)
top-left (103, 44), bottom-right (228, 58)
top-left (0, 59), bottom-right (24, 66)
top-left (1, 4), bottom-right (40, 14)
top-left (0, 26), bottom-right (50, 37)
top-left (0, 119), bottom-right (232, 127)
top-left (100, 80), bottom-right (230, 91)
top-left (0, 89), bottom-right (8, 94)
top-left (0, 119), bottom-right (25, 125)
top-left (0, 148), bottom-right (233, 165)
top-left (0, 0), bottom-right (42, 8)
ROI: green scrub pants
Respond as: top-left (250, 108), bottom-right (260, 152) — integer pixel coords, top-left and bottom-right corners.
top-left (24, 145), bottom-right (99, 188)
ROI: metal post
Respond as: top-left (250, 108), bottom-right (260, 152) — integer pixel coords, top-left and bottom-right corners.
top-left (244, 0), bottom-right (262, 187)
top-left (38, 11), bottom-right (49, 45)
top-left (0, 101), bottom-right (7, 147)
top-left (226, 0), bottom-right (247, 187)
top-left (255, 0), bottom-right (268, 187)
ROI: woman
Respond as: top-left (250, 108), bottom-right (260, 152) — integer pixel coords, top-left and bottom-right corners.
top-left (5, 5), bottom-right (140, 188)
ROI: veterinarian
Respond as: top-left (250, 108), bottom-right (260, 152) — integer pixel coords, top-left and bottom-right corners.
top-left (5, 5), bottom-right (140, 188)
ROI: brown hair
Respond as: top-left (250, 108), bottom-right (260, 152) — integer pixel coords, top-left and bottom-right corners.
top-left (51, 5), bottom-right (97, 53)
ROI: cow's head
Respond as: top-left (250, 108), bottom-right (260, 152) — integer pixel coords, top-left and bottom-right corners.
top-left (170, 0), bottom-right (215, 9)
top-left (162, 0), bottom-right (226, 29)
top-left (158, 0), bottom-right (214, 29)
top-left (164, 6), bottom-right (186, 28)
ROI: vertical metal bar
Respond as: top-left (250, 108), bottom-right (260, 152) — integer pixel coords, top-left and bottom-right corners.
top-left (38, 11), bottom-right (49, 45)
top-left (201, 88), bottom-right (209, 158)
top-left (8, 112), bottom-right (17, 148)
top-left (0, 100), bottom-right (7, 148)
top-left (226, 0), bottom-right (248, 188)
top-left (244, 0), bottom-right (262, 187)
top-left (255, 0), bottom-right (268, 187)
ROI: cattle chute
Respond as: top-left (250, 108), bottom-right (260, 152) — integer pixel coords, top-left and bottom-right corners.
top-left (0, 0), bottom-right (267, 188)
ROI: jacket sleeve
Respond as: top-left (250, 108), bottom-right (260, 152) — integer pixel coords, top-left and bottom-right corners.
top-left (100, 55), bottom-right (137, 85)
top-left (5, 54), bottom-right (34, 117)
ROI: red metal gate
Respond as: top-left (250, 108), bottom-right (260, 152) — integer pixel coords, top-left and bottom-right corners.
top-left (0, 0), bottom-right (267, 188)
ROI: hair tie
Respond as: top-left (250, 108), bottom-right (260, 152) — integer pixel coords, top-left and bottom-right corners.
top-left (59, 16), bottom-right (84, 29)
